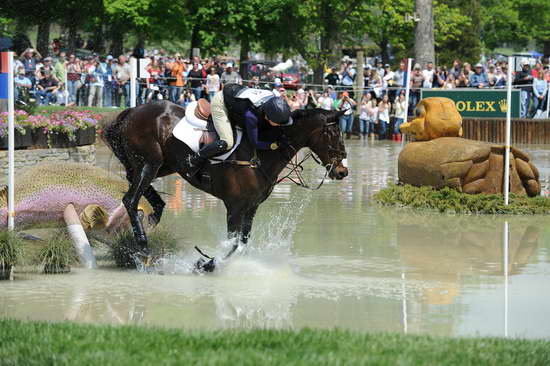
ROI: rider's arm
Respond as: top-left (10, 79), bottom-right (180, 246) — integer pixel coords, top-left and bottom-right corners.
top-left (244, 110), bottom-right (273, 150)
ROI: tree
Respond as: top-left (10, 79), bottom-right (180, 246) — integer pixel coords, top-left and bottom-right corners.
top-left (414, 0), bottom-right (435, 66)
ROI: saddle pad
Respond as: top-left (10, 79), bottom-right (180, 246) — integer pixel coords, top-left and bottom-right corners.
top-left (172, 116), bottom-right (242, 163)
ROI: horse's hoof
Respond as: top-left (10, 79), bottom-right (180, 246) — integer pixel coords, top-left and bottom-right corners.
top-left (194, 257), bottom-right (216, 274)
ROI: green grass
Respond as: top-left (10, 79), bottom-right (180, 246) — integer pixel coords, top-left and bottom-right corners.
top-left (374, 184), bottom-right (550, 215)
top-left (0, 319), bottom-right (549, 365)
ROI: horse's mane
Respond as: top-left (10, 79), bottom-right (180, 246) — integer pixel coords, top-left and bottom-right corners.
top-left (291, 108), bottom-right (344, 125)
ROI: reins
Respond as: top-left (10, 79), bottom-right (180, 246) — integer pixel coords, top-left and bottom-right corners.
top-left (209, 121), bottom-right (343, 191)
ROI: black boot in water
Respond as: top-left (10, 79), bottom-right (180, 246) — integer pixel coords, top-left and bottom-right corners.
top-left (186, 140), bottom-right (228, 178)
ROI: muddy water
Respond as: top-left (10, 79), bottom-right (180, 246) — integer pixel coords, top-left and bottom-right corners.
top-left (1, 140), bottom-right (550, 339)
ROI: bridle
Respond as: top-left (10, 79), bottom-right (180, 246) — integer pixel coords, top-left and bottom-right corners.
top-left (275, 121), bottom-right (346, 190)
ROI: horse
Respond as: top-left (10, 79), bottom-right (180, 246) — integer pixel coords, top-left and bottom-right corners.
top-left (102, 100), bottom-right (349, 272)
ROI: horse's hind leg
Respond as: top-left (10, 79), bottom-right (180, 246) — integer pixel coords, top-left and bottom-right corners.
top-left (143, 185), bottom-right (165, 226)
top-left (123, 163), bottom-right (161, 252)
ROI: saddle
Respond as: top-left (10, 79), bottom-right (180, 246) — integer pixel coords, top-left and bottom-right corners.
top-left (193, 98), bottom-right (217, 147)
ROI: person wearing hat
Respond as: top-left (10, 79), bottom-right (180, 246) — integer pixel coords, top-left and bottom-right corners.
top-left (409, 63), bottom-right (425, 113)
top-left (186, 83), bottom-right (293, 177)
top-left (514, 61), bottom-right (533, 118)
top-left (469, 63), bottom-right (488, 88)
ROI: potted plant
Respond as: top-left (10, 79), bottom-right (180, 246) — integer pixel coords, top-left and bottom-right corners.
top-left (27, 114), bottom-right (51, 148)
top-left (51, 109), bottom-right (100, 147)
top-left (0, 230), bottom-right (22, 280)
top-left (0, 111), bottom-right (33, 150)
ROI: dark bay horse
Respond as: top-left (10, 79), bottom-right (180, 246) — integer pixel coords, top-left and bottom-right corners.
top-left (103, 100), bottom-right (349, 271)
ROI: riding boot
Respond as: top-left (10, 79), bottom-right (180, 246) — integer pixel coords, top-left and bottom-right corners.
top-left (186, 140), bottom-right (228, 178)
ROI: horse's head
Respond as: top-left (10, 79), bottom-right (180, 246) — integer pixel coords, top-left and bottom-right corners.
top-left (286, 109), bottom-right (349, 180)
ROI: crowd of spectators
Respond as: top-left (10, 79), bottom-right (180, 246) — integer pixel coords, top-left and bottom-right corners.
top-left (9, 40), bottom-right (550, 139)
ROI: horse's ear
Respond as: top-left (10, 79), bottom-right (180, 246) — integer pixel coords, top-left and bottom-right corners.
top-left (326, 110), bottom-right (345, 123)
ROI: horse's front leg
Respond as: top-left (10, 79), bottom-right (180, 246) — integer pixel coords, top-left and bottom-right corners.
top-left (123, 163), bottom-right (160, 254)
top-left (143, 185), bottom-right (165, 226)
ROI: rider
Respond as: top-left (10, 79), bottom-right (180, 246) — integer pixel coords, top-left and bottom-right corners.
top-left (187, 83), bottom-right (293, 176)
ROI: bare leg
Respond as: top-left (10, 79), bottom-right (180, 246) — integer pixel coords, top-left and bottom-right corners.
top-left (122, 163), bottom-right (160, 252)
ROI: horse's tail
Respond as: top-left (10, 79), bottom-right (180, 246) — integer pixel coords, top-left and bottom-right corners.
top-left (101, 108), bottom-right (134, 179)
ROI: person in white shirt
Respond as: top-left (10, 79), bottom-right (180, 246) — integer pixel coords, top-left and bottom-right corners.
top-left (422, 61), bottom-right (435, 88)
top-left (377, 94), bottom-right (391, 139)
top-left (318, 90), bottom-right (334, 110)
top-left (393, 91), bottom-right (407, 141)
top-left (359, 93), bottom-right (374, 138)
top-left (206, 67), bottom-right (220, 102)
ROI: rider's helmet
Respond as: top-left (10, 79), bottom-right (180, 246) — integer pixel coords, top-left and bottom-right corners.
top-left (263, 96), bottom-right (293, 126)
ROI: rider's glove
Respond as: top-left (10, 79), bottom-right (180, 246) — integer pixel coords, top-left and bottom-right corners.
top-left (270, 142), bottom-right (279, 150)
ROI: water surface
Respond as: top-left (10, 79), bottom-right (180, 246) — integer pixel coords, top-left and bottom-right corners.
top-left (1, 140), bottom-right (550, 339)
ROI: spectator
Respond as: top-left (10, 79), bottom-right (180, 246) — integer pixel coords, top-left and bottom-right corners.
top-left (393, 91), bottom-right (406, 141)
top-left (369, 69), bottom-right (383, 99)
top-left (324, 67), bottom-right (340, 87)
top-left (54, 83), bottom-right (68, 106)
top-left (531, 62), bottom-right (543, 79)
top-left (318, 90), bottom-right (333, 111)
top-left (36, 57), bottom-right (55, 82)
top-left (66, 55), bottom-right (81, 105)
top-left (368, 95), bottom-right (379, 139)
top-left (393, 62), bottom-right (407, 91)
top-left (455, 70), bottom-right (469, 88)
top-left (113, 55), bottom-right (132, 107)
top-left (422, 62), bottom-right (435, 88)
top-left (487, 65), bottom-right (497, 87)
top-left (469, 63), bottom-right (488, 88)
top-left (289, 94), bottom-right (301, 111)
top-left (35, 70), bottom-right (59, 105)
top-left (433, 66), bottom-right (447, 88)
top-left (409, 63), bottom-right (424, 112)
top-left (88, 59), bottom-right (105, 107)
top-left (531, 71), bottom-right (548, 117)
top-left (341, 62), bottom-right (355, 97)
top-left (53, 52), bottom-right (67, 84)
top-left (359, 93), bottom-right (372, 138)
top-left (187, 63), bottom-right (204, 101)
top-left (169, 56), bottom-right (185, 103)
top-left (221, 65), bottom-right (241, 86)
top-left (444, 74), bottom-right (455, 89)
top-left (21, 48), bottom-right (41, 86)
top-left (304, 89), bottom-right (318, 109)
top-left (514, 61), bottom-right (533, 118)
top-left (334, 91), bottom-right (356, 139)
top-left (14, 66), bottom-right (32, 103)
top-left (377, 94), bottom-right (391, 139)
top-left (463, 62), bottom-right (473, 78)
top-left (103, 55), bottom-right (115, 107)
top-left (450, 59), bottom-right (462, 80)
top-left (494, 66), bottom-right (506, 88)
top-left (296, 88), bottom-right (307, 109)
top-left (382, 64), bottom-right (394, 96)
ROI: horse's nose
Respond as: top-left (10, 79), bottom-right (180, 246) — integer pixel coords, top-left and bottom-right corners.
top-left (338, 168), bottom-right (348, 179)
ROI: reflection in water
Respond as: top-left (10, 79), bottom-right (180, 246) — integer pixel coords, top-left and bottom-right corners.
top-left (1, 141), bottom-right (550, 338)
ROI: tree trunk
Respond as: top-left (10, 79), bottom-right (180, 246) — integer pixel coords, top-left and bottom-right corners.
top-left (313, 63), bottom-right (324, 86)
top-left (92, 24), bottom-right (105, 54)
top-left (239, 37), bottom-right (250, 81)
top-left (380, 39), bottom-right (391, 64)
top-left (544, 40), bottom-right (550, 60)
top-left (36, 20), bottom-right (51, 57)
top-left (110, 30), bottom-right (124, 57)
top-left (67, 26), bottom-right (77, 55)
top-left (189, 24), bottom-right (200, 60)
top-left (414, 0), bottom-right (435, 68)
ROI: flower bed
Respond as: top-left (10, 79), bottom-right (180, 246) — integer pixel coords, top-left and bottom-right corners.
top-left (0, 109), bottom-right (101, 149)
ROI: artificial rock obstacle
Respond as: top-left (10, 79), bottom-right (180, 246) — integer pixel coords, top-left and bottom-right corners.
top-left (398, 97), bottom-right (541, 197)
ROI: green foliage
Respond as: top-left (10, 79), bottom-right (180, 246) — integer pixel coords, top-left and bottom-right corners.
top-left (0, 231), bottom-right (23, 277)
top-left (374, 184), bottom-right (550, 215)
top-left (2, 319), bottom-right (550, 365)
top-left (34, 230), bottom-right (78, 274)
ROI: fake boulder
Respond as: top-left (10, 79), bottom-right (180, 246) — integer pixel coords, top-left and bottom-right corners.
top-left (400, 97), bottom-right (463, 141)
top-left (398, 137), bottom-right (541, 197)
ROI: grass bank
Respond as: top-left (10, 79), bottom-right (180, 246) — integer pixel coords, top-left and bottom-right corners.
top-left (1, 319), bottom-right (549, 365)
top-left (374, 184), bottom-right (550, 215)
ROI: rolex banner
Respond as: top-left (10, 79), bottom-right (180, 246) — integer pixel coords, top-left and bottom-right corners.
top-left (421, 89), bottom-right (520, 118)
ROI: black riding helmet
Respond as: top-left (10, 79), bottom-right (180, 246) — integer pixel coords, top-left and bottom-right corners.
top-left (262, 96), bottom-right (293, 126)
